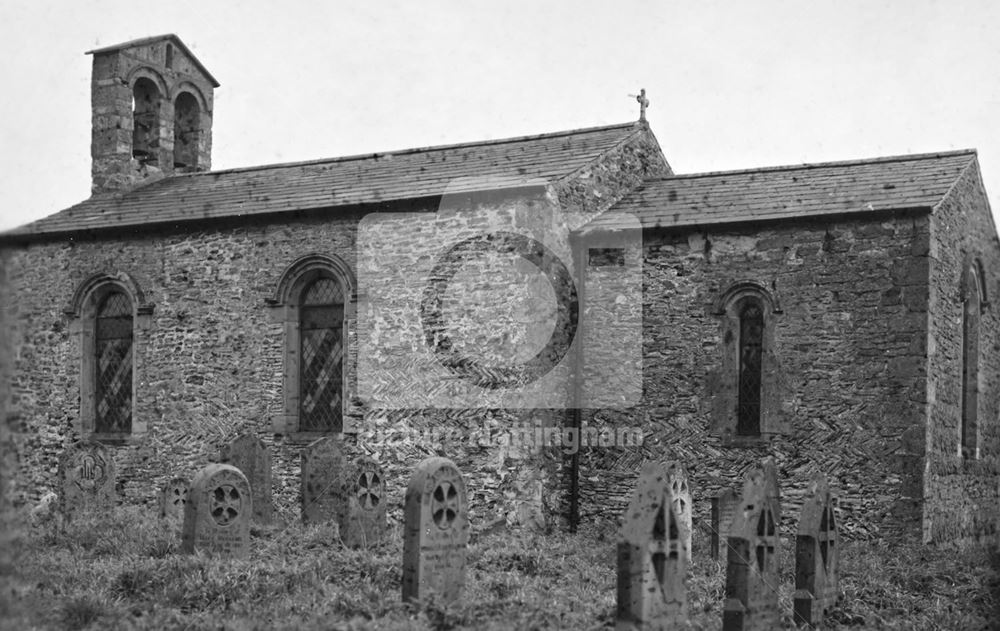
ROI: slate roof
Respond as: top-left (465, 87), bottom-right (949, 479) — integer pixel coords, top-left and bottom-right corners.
top-left (4, 122), bottom-right (642, 238)
top-left (582, 150), bottom-right (977, 232)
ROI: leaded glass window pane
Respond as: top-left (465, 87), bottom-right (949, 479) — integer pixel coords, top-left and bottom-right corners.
top-left (95, 291), bottom-right (133, 434)
top-left (299, 277), bottom-right (344, 432)
top-left (737, 301), bottom-right (763, 436)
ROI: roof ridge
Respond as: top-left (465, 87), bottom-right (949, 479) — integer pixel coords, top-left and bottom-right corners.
top-left (179, 121), bottom-right (641, 178)
top-left (652, 148), bottom-right (978, 182)
top-left (85, 33), bottom-right (220, 88)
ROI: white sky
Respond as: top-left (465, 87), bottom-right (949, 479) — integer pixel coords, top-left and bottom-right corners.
top-left (1, 0), bottom-right (998, 232)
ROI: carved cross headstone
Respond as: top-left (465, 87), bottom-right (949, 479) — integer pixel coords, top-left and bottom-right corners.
top-left (402, 457), bottom-right (469, 604)
top-left (342, 456), bottom-right (387, 548)
top-left (712, 488), bottom-right (739, 560)
top-left (617, 462), bottom-right (688, 629)
top-left (665, 462), bottom-right (692, 562)
top-left (159, 477), bottom-right (189, 520)
top-left (181, 463), bottom-right (251, 558)
top-left (722, 466), bottom-right (781, 631)
top-left (793, 472), bottom-right (839, 627)
top-left (220, 434), bottom-right (272, 524)
top-left (301, 436), bottom-right (345, 525)
top-left (60, 440), bottom-right (116, 518)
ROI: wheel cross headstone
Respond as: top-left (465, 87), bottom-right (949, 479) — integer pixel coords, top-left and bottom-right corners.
top-left (793, 472), bottom-right (839, 627)
top-left (181, 463), bottom-right (251, 558)
top-left (342, 456), bottom-right (387, 548)
top-left (159, 477), bottom-right (189, 521)
top-left (618, 462), bottom-right (688, 629)
top-left (60, 440), bottom-right (117, 519)
top-left (722, 464), bottom-right (781, 631)
top-left (402, 457), bottom-right (469, 604)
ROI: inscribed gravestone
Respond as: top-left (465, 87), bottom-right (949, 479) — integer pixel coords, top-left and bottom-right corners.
top-left (712, 489), bottom-right (739, 560)
top-left (665, 461), bottom-right (692, 562)
top-left (617, 462), bottom-right (687, 630)
top-left (181, 463), bottom-right (251, 558)
top-left (301, 436), bottom-right (344, 525)
top-left (60, 440), bottom-right (116, 517)
top-left (342, 456), bottom-right (386, 548)
top-left (722, 467), bottom-right (781, 631)
top-left (402, 457), bottom-right (469, 604)
top-left (220, 434), bottom-right (272, 524)
top-left (793, 472), bottom-right (839, 627)
top-left (159, 477), bottom-right (189, 520)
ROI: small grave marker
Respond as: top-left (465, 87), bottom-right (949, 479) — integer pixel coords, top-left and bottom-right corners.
top-left (402, 457), bottom-right (469, 604)
top-left (342, 456), bottom-right (387, 548)
top-left (181, 463), bottom-right (251, 558)
top-left (793, 472), bottom-right (839, 627)
top-left (60, 440), bottom-right (116, 517)
top-left (617, 462), bottom-right (688, 629)
top-left (220, 434), bottom-right (272, 524)
top-left (712, 488), bottom-right (739, 560)
top-left (159, 477), bottom-right (189, 520)
top-left (722, 466), bottom-right (781, 631)
top-left (301, 436), bottom-right (344, 525)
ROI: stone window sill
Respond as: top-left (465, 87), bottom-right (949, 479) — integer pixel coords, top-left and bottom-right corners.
top-left (281, 431), bottom-right (343, 445)
top-left (88, 433), bottom-right (133, 446)
top-left (721, 433), bottom-right (772, 448)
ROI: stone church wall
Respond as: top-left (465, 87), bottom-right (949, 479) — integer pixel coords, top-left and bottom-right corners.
top-left (924, 163), bottom-right (1000, 545)
top-left (577, 211), bottom-right (933, 541)
top-left (2, 127), bottom-right (669, 528)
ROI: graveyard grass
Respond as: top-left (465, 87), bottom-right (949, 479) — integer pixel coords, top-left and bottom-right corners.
top-left (0, 507), bottom-right (997, 630)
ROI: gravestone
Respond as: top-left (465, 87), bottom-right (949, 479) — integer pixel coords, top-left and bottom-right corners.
top-left (793, 472), bottom-right (839, 627)
top-left (301, 439), bottom-right (387, 547)
top-left (665, 461), bottom-right (692, 562)
top-left (342, 456), bottom-right (387, 547)
top-left (220, 434), bottom-right (272, 524)
top-left (722, 466), bottom-right (781, 631)
top-left (617, 462), bottom-right (688, 629)
top-left (181, 463), bottom-right (251, 558)
top-left (301, 436), bottom-right (345, 525)
top-left (60, 440), bottom-right (116, 517)
top-left (402, 457), bottom-right (469, 604)
top-left (711, 489), bottom-right (739, 560)
top-left (159, 477), bottom-right (189, 520)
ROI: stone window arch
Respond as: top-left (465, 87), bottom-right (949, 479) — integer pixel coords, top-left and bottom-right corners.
top-left (66, 272), bottom-right (153, 441)
top-left (709, 281), bottom-right (783, 442)
top-left (173, 91), bottom-right (201, 170)
top-left (131, 77), bottom-right (161, 164)
top-left (269, 254), bottom-right (356, 436)
top-left (960, 260), bottom-right (985, 459)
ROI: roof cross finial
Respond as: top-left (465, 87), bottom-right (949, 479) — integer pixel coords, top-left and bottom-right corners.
top-left (636, 88), bottom-right (649, 122)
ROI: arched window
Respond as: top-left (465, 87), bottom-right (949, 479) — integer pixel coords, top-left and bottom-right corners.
top-left (961, 262), bottom-right (982, 459)
top-left (173, 91), bottom-right (201, 169)
top-left (298, 276), bottom-right (346, 432)
top-left (67, 272), bottom-right (152, 441)
top-left (737, 299), bottom-right (764, 436)
top-left (710, 281), bottom-right (781, 441)
top-left (132, 77), bottom-right (161, 164)
top-left (95, 291), bottom-right (134, 434)
top-left (269, 254), bottom-right (355, 436)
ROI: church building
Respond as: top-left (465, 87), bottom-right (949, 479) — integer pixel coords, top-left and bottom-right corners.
top-left (0, 34), bottom-right (996, 545)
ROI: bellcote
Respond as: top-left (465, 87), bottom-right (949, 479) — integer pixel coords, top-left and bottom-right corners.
top-left (87, 34), bottom-right (219, 194)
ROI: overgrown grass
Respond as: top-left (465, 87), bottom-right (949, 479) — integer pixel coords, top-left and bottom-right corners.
top-left (0, 507), bottom-right (996, 630)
